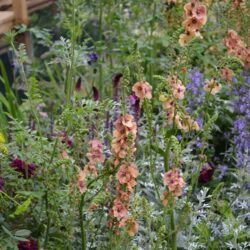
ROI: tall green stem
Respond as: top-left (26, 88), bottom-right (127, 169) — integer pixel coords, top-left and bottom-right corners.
top-left (66, 0), bottom-right (76, 107)
top-left (44, 190), bottom-right (50, 250)
top-left (164, 138), bottom-right (172, 172)
top-left (148, 2), bottom-right (157, 84)
top-left (170, 206), bottom-right (177, 250)
top-left (98, 2), bottom-right (103, 94)
top-left (44, 139), bottom-right (58, 249)
top-left (144, 100), bottom-right (161, 200)
top-left (79, 194), bottom-right (86, 250)
top-left (163, 137), bottom-right (177, 250)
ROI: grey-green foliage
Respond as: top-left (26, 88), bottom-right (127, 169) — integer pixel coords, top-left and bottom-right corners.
top-left (203, 113), bottom-right (218, 141)
top-left (170, 135), bottom-right (181, 166)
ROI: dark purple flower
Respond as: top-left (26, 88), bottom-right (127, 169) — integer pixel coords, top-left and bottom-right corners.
top-left (198, 162), bottom-right (215, 184)
top-left (11, 159), bottom-right (37, 178)
top-left (87, 53), bottom-right (99, 64)
top-left (128, 94), bottom-right (140, 120)
top-left (194, 137), bottom-right (203, 148)
top-left (18, 239), bottom-right (38, 250)
top-left (0, 177), bottom-right (4, 192)
top-left (218, 165), bottom-right (228, 179)
top-left (186, 68), bottom-right (205, 113)
top-left (113, 73), bottom-right (123, 102)
top-left (61, 132), bottom-right (73, 147)
top-left (229, 71), bottom-right (250, 167)
top-left (92, 86), bottom-right (100, 101)
top-left (197, 117), bottom-right (204, 129)
top-left (234, 118), bottom-right (245, 131)
top-left (176, 134), bottom-right (182, 141)
top-left (75, 77), bottom-right (82, 92)
top-left (113, 73), bottom-right (123, 123)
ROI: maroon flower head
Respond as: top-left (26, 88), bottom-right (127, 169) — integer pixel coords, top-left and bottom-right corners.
top-left (198, 162), bottom-right (215, 184)
top-left (113, 73), bottom-right (123, 86)
top-left (11, 158), bottom-right (37, 178)
top-left (113, 73), bottom-right (123, 101)
top-left (75, 77), bottom-right (82, 92)
top-left (0, 176), bottom-right (4, 192)
top-left (18, 239), bottom-right (38, 250)
top-left (128, 94), bottom-right (141, 120)
top-left (61, 132), bottom-right (74, 147)
top-left (92, 86), bottom-right (100, 101)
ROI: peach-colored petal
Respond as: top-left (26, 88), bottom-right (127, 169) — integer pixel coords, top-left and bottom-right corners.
top-left (112, 200), bottom-right (128, 219)
top-left (172, 83), bottom-right (186, 100)
top-left (78, 170), bottom-right (87, 193)
top-left (163, 169), bottom-right (185, 197)
top-left (119, 217), bottom-right (139, 237)
top-left (132, 81), bottom-right (152, 103)
top-left (204, 79), bottom-right (222, 95)
top-left (220, 67), bottom-right (234, 82)
top-left (179, 31), bottom-right (196, 46)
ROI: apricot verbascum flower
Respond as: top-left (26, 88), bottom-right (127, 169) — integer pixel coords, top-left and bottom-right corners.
top-left (110, 114), bottom-right (139, 237)
top-left (159, 76), bottom-right (186, 110)
top-left (119, 217), bottom-right (139, 237)
top-left (159, 76), bottom-right (199, 132)
top-left (78, 139), bottom-right (105, 193)
top-left (163, 169), bottom-right (185, 197)
top-left (87, 139), bottom-right (105, 165)
top-left (111, 114), bottom-right (137, 164)
top-left (204, 79), bottom-right (222, 95)
top-left (224, 30), bottom-right (250, 68)
top-left (220, 67), bottom-right (234, 82)
top-left (116, 163), bottom-right (139, 192)
top-left (132, 81), bottom-right (152, 106)
top-left (232, 0), bottom-right (246, 9)
top-left (179, 0), bottom-right (207, 46)
top-left (175, 114), bottom-right (200, 132)
top-left (111, 162), bottom-right (139, 232)
top-left (78, 169), bottom-right (87, 194)
top-left (159, 95), bottom-right (175, 110)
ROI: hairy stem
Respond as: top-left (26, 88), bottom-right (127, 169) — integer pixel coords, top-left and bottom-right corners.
top-left (144, 100), bottom-right (161, 200)
top-left (170, 205), bottom-right (177, 250)
top-left (66, 0), bottom-right (76, 107)
top-left (44, 139), bottom-right (58, 249)
top-left (79, 194), bottom-right (86, 250)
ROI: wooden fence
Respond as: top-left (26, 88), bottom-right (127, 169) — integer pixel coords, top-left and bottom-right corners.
top-left (0, 0), bottom-right (55, 54)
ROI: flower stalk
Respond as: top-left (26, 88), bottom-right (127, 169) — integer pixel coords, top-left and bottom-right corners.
top-left (79, 194), bottom-right (86, 250)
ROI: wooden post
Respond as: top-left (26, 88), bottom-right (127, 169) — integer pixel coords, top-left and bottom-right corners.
top-left (12, 0), bottom-right (32, 57)
top-left (12, 0), bottom-right (28, 25)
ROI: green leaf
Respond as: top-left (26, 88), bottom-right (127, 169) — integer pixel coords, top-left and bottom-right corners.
top-left (13, 236), bottom-right (29, 241)
top-left (151, 144), bottom-right (165, 156)
top-left (14, 229), bottom-right (31, 237)
top-left (10, 197), bottom-right (32, 218)
top-left (16, 191), bottom-right (44, 199)
top-left (2, 225), bottom-right (13, 237)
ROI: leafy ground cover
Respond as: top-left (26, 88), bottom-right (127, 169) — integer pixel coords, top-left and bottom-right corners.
top-left (0, 0), bottom-right (249, 249)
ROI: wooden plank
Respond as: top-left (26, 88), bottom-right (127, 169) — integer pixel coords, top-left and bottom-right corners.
top-left (0, 23), bottom-right (14, 34)
top-left (0, 0), bottom-right (56, 55)
top-left (12, 0), bottom-right (28, 25)
top-left (27, 0), bottom-right (51, 7)
top-left (27, 0), bottom-right (55, 13)
top-left (0, 21), bottom-right (13, 34)
top-left (0, 0), bottom-right (11, 8)
top-left (0, 11), bottom-right (14, 34)
top-left (0, 11), bottom-right (14, 25)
